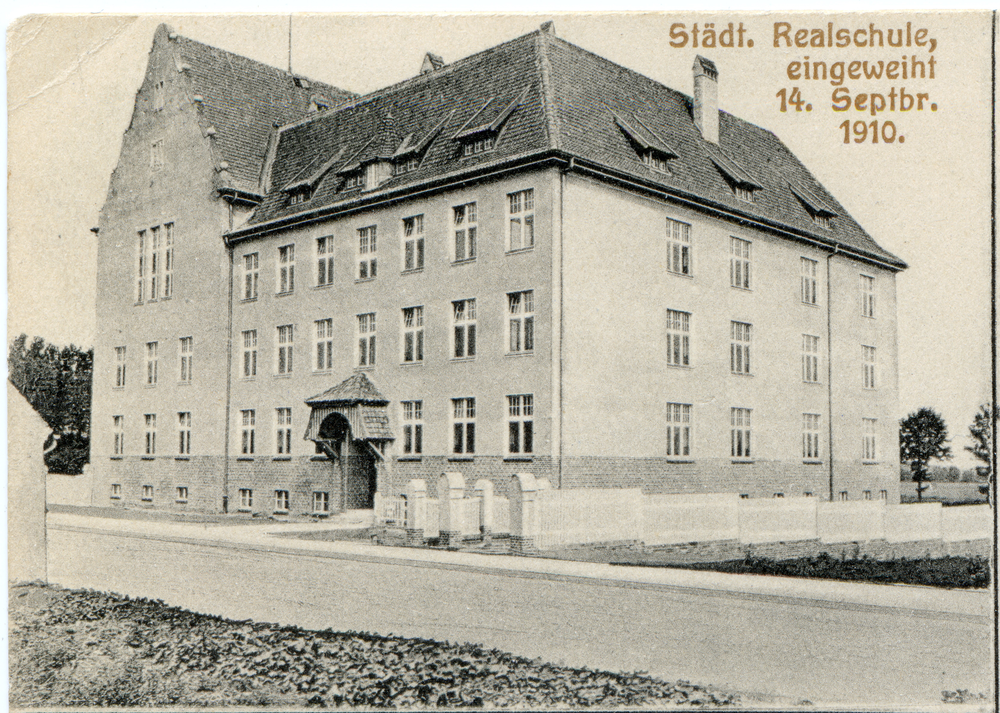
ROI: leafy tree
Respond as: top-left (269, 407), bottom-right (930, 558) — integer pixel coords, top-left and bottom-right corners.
top-left (899, 408), bottom-right (952, 502)
top-left (8, 334), bottom-right (92, 474)
top-left (965, 403), bottom-right (997, 505)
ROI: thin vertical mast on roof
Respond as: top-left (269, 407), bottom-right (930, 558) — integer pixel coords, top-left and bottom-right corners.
top-left (288, 14), bottom-right (293, 74)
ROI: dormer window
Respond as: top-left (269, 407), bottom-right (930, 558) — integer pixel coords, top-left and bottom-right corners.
top-left (288, 188), bottom-right (310, 206)
top-left (705, 144), bottom-right (762, 205)
top-left (813, 214), bottom-right (832, 229)
top-left (614, 112), bottom-right (678, 176)
top-left (310, 94), bottom-right (331, 112)
top-left (344, 171), bottom-right (365, 190)
top-left (394, 155), bottom-right (420, 175)
top-left (788, 180), bottom-right (837, 229)
top-left (462, 136), bottom-right (494, 156)
top-left (453, 89), bottom-right (527, 158)
top-left (642, 151), bottom-right (671, 174)
top-left (735, 185), bottom-right (755, 203)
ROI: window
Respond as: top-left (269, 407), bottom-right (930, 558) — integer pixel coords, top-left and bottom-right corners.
top-left (153, 79), bottom-right (165, 110)
top-left (243, 253), bottom-right (259, 300)
top-left (150, 139), bottom-right (164, 170)
top-left (146, 342), bottom-right (158, 385)
top-left (276, 325), bottom-right (294, 375)
top-left (136, 230), bottom-right (145, 302)
top-left (507, 291), bottom-right (534, 354)
top-left (453, 202), bottom-right (477, 262)
top-left (802, 335), bottom-right (820, 383)
top-left (289, 189), bottom-right (310, 206)
top-left (162, 223), bottom-right (174, 298)
top-left (462, 136), bottom-right (494, 156)
top-left (508, 189), bottom-right (534, 251)
top-left (275, 490), bottom-right (290, 511)
top-left (452, 398), bottom-right (476, 455)
top-left (179, 337), bottom-right (193, 383)
top-left (730, 237), bottom-right (752, 289)
top-left (113, 415), bottom-right (124, 456)
top-left (316, 237), bottom-right (334, 286)
top-left (358, 226), bottom-right (377, 279)
top-left (735, 185), bottom-right (755, 203)
top-left (114, 346), bottom-right (126, 387)
top-left (666, 403), bottom-right (692, 458)
top-left (144, 414), bottom-right (157, 455)
top-left (315, 319), bottom-right (333, 371)
top-left (803, 413), bottom-right (821, 461)
top-left (395, 156), bottom-right (420, 175)
top-left (862, 346), bottom-right (877, 389)
top-left (178, 412), bottom-right (191, 455)
top-left (142, 485), bottom-right (154, 501)
top-left (879, 490), bottom-right (888, 500)
top-left (730, 322), bottom-right (751, 375)
top-left (402, 215), bottom-right (425, 272)
top-left (111, 483), bottom-right (121, 499)
top-left (313, 491), bottom-right (330, 513)
top-left (241, 410), bottom-right (256, 455)
top-left (862, 418), bottom-right (877, 462)
top-left (860, 275), bottom-right (875, 318)
top-left (643, 151), bottom-right (670, 173)
top-left (731, 407), bottom-right (751, 459)
top-left (357, 313), bottom-right (376, 367)
top-left (801, 257), bottom-right (818, 304)
top-left (665, 218), bottom-right (691, 276)
top-left (401, 400), bottom-right (423, 455)
top-left (839, 491), bottom-right (849, 501)
top-left (863, 490), bottom-right (872, 500)
top-left (242, 330), bottom-right (257, 378)
top-left (773, 493), bottom-right (785, 498)
top-left (345, 171), bottom-right (365, 190)
top-left (665, 310), bottom-right (690, 367)
top-left (276, 408), bottom-right (292, 455)
top-left (176, 486), bottom-right (188, 503)
top-left (239, 488), bottom-right (253, 509)
top-left (452, 299), bottom-right (476, 359)
top-left (508, 394), bottom-right (534, 455)
top-left (277, 245), bottom-right (295, 294)
top-left (149, 225), bottom-right (160, 300)
top-left (402, 307), bottom-right (424, 363)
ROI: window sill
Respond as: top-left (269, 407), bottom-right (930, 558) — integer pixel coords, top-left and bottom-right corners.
top-left (450, 356), bottom-right (476, 363)
top-left (273, 456), bottom-right (292, 462)
top-left (451, 258), bottom-right (477, 267)
top-left (141, 456), bottom-right (155, 461)
top-left (397, 456), bottom-right (422, 462)
top-left (803, 459), bottom-right (824, 465)
top-left (313, 369), bottom-right (332, 376)
top-left (400, 360), bottom-right (424, 367)
top-left (355, 365), bottom-right (375, 372)
top-left (665, 458), bottom-right (695, 464)
top-left (863, 387), bottom-right (877, 392)
top-left (506, 247), bottom-right (534, 256)
top-left (401, 268), bottom-right (424, 276)
top-left (273, 509), bottom-right (289, 515)
top-left (802, 301), bottom-right (820, 308)
top-left (355, 277), bottom-right (377, 284)
top-left (504, 456), bottom-right (533, 462)
top-left (273, 373), bottom-right (293, 379)
top-left (144, 384), bottom-right (158, 389)
top-left (275, 291), bottom-right (295, 298)
top-left (312, 511), bottom-right (331, 518)
top-left (110, 456), bottom-right (123, 461)
top-left (666, 270), bottom-right (694, 279)
top-left (666, 363), bottom-right (691, 369)
top-left (177, 381), bottom-right (191, 386)
top-left (241, 376), bottom-right (258, 382)
top-left (862, 460), bottom-right (879, 465)
top-left (112, 386), bottom-right (125, 391)
top-left (313, 283), bottom-right (334, 290)
top-left (241, 297), bottom-right (258, 304)
top-left (730, 286), bottom-right (753, 292)
top-left (140, 498), bottom-right (153, 502)
top-left (175, 457), bottom-right (190, 461)
top-left (448, 456), bottom-right (475, 462)
top-left (237, 507), bottom-right (253, 513)
top-left (310, 455), bottom-right (330, 462)
top-left (237, 457), bottom-right (254, 462)
top-left (110, 495), bottom-right (121, 500)
top-left (175, 499), bottom-right (188, 504)
top-left (505, 351), bottom-right (534, 358)
top-left (731, 459), bottom-right (754, 464)
top-left (803, 380), bottom-right (822, 386)
top-left (731, 372), bottom-right (754, 377)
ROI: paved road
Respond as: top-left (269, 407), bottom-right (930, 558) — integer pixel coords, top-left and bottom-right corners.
top-left (45, 516), bottom-right (993, 708)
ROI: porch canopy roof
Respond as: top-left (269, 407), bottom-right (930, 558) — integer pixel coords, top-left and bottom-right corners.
top-left (304, 372), bottom-right (394, 442)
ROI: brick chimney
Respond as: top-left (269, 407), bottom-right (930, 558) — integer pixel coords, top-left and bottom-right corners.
top-left (693, 55), bottom-right (719, 144)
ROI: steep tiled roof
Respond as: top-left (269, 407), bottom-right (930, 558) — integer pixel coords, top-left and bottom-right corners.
top-left (170, 29), bottom-right (355, 194)
top-left (236, 27), bottom-right (903, 269)
top-left (306, 372), bottom-right (388, 405)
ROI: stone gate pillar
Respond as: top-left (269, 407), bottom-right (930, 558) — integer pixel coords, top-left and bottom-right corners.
top-left (437, 472), bottom-right (465, 547)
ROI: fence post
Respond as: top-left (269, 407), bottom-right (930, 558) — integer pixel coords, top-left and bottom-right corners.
top-left (437, 472), bottom-right (465, 547)
top-left (404, 479), bottom-right (427, 546)
top-left (509, 472), bottom-right (539, 552)
top-left (474, 479), bottom-right (495, 541)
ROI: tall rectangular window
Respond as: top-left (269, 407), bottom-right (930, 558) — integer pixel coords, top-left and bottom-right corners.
top-left (665, 218), bottom-right (691, 276)
top-left (178, 412), bottom-right (191, 455)
top-left (142, 485), bottom-right (154, 501)
top-left (241, 410), bottom-right (256, 455)
top-left (402, 307), bottom-right (424, 363)
top-left (862, 418), bottom-right (878, 462)
top-left (276, 325), bottom-right (294, 374)
top-left (357, 313), bottom-right (376, 367)
top-left (275, 408), bottom-right (292, 455)
top-left (153, 79), bottom-right (165, 110)
top-left (507, 394), bottom-right (534, 455)
top-left (316, 236), bottom-right (334, 286)
top-left (402, 215), bottom-right (425, 271)
top-left (401, 400), bottom-right (423, 455)
top-left (452, 299), bottom-right (476, 358)
top-left (315, 319), bottom-right (333, 371)
top-left (358, 226), bottom-right (377, 279)
top-left (860, 274), bottom-right (875, 318)
top-left (863, 345), bottom-right (877, 389)
top-left (144, 413), bottom-right (157, 455)
top-left (802, 335), bottom-right (820, 383)
top-left (665, 310), bottom-right (690, 367)
top-left (162, 223), bottom-right (174, 298)
top-left (114, 346), bottom-right (126, 388)
top-left (803, 413), bottom-right (821, 460)
top-left (239, 488), bottom-right (253, 509)
top-left (452, 397), bottom-right (476, 454)
top-left (313, 491), bottom-right (329, 513)
top-left (179, 337), bottom-right (193, 383)
top-left (508, 189), bottom-right (534, 251)
top-left (113, 415), bottom-right (124, 455)
top-left (730, 237), bottom-right (752, 289)
top-left (146, 342), bottom-right (158, 385)
top-left (507, 291), bottom-right (534, 354)
top-left (666, 403), bottom-right (692, 458)
top-left (149, 225), bottom-right (160, 300)
top-left (176, 486), bottom-right (188, 503)
top-left (801, 257), bottom-right (818, 305)
top-left (453, 202), bottom-right (477, 262)
top-left (150, 139), bottom-right (164, 170)
top-left (730, 322), bottom-right (751, 374)
top-left (277, 245), bottom-right (295, 294)
top-left (274, 490), bottom-right (290, 511)
top-left (136, 230), bottom-right (145, 302)
top-left (111, 483), bottom-right (122, 499)
top-left (243, 253), bottom-right (259, 300)
top-left (731, 407), bottom-right (751, 459)
top-left (242, 330), bottom-right (257, 378)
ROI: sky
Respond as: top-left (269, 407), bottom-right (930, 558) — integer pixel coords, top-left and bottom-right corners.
top-left (6, 11), bottom-right (995, 466)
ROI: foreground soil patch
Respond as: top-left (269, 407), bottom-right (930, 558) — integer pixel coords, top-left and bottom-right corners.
top-left (10, 583), bottom-right (738, 708)
top-left (627, 554), bottom-right (990, 589)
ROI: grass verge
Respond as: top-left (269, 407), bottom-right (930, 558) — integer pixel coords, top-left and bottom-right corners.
top-left (10, 583), bottom-right (739, 709)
